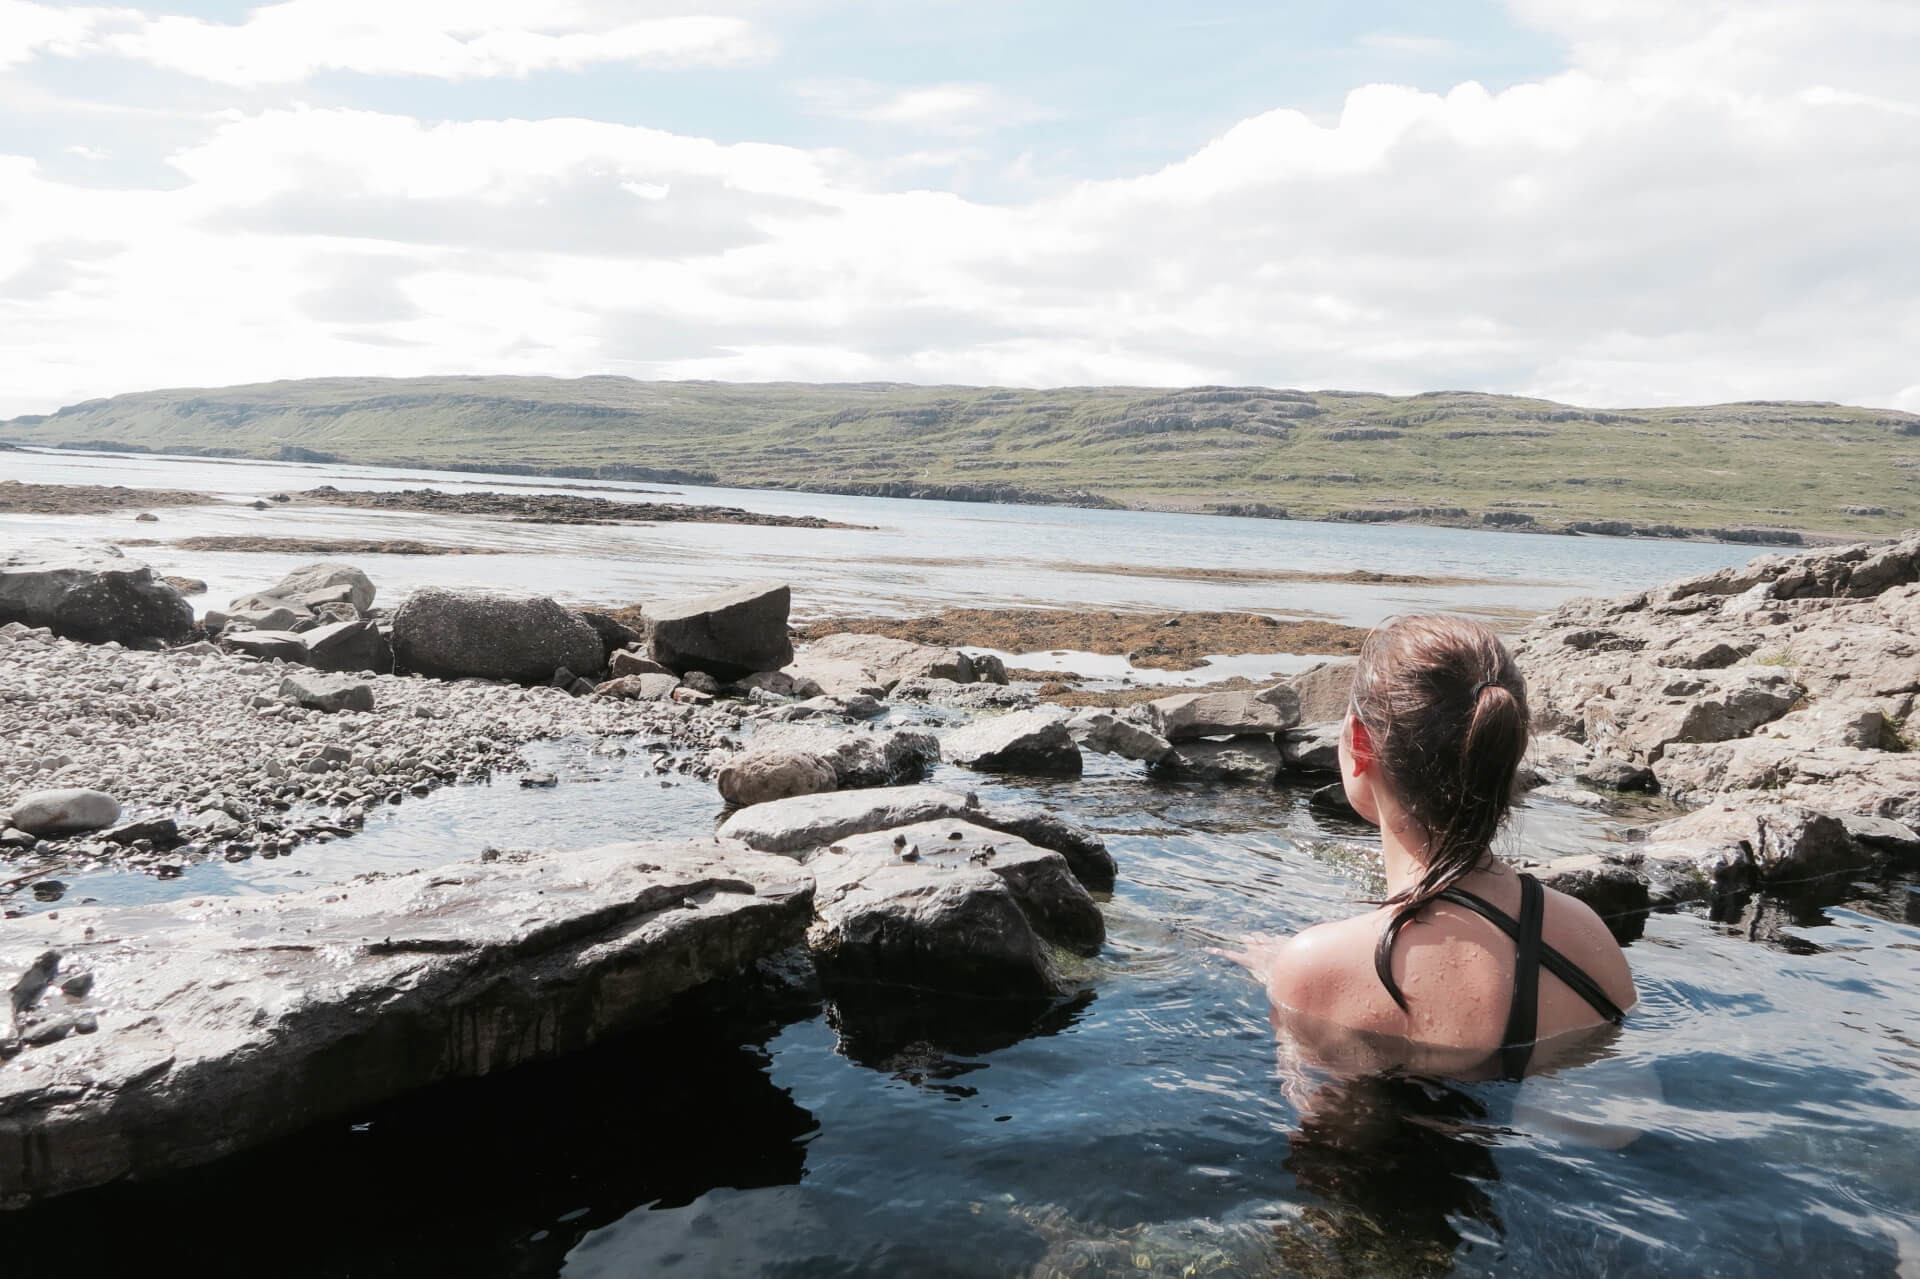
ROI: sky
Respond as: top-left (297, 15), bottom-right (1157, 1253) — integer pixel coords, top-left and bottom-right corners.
top-left (1, 0), bottom-right (1917, 417)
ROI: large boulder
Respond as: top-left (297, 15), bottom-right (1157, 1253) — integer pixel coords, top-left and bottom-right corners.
top-left (9, 789), bottom-right (120, 837)
top-left (0, 544), bottom-right (192, 645)
top-left (942, 710), bottom-right (1082, 775)
top-left (1146, 687), bottom-right (1300, 741)
top-left (717, 784), bottom-right (1116, 893)
top-left (806, 820), bottom-right (1102, 997)
top-left (0, 841), bottom-right (812, 1207)
top-left (786, 633), bottom-right (989, 698)
top-left (225, 620), bottom-right (391, 674)
top-left (646, 582), bottom-right (793, 679)
top-left (263, 562), bottom-right (375, 613)
top-left (391, 587), bottom-right (603, 683)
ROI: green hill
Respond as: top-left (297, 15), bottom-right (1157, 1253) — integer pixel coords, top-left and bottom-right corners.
top-left (6, 376), bottom-right (1918, 540)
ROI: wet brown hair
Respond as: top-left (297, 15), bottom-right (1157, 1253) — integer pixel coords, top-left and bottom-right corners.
top-left (1349, 615), bottom-right (1530, 1011)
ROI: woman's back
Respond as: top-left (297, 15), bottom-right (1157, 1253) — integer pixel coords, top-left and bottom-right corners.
top-left (1264, 863), bottom-right (1635, 1077)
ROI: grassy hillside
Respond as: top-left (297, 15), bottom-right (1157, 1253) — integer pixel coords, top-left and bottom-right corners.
top-left (6, 376), bottom-right (1919, 539)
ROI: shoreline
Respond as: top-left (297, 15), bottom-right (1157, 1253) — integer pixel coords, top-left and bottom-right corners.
top-left (1, 443), bottom-right (1876, 549)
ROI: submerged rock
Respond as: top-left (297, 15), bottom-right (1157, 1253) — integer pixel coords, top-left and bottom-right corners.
top-left (391, 587), bottom-right (603, 683)
top-left (0, 841), bottom-right (812, 1207)
top-left (1154, 736), bottom-right (1284, 784)
top-left (0, 544), bottom-right (193, 646)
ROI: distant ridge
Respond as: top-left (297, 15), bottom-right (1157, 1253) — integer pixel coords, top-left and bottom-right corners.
top-left (5, 376), bottom-right (1917, 540)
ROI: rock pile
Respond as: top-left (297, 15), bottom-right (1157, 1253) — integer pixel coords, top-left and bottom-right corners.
top-left (0, 544), bottom-right (193, 645)
top-left (1514, 530), bottom-right (1920, 911)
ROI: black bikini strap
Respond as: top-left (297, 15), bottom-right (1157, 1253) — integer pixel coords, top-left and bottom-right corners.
top-left (1497, 873), bottom-right (1545, 1078)
top-left (1438, 880), bottom-right (1628, 1026)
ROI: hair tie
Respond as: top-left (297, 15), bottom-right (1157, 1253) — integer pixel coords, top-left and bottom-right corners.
top-left (1470, 680), bottom-right (1496, 699)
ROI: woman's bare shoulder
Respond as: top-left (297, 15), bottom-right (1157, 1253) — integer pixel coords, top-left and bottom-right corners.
top-left (1265, 910), bottom-right (1399, 1026)
top-left (1539, 882), bottom-right (1638, 1012)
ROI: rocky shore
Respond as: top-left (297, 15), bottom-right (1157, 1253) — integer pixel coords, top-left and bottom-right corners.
top-left (3, 528), bottom-right (1918, 1208)
top-left (297, 486), bottom-right (865, 529)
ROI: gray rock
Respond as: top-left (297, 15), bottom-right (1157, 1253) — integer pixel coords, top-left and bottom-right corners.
top-left (892, 678), bottom-right (1034, 709)
top-left (102, 817), bottom-right (181, 847)
top-left (749, 723), bottom-right (939, 789)
top-left (220, 629), bottom-right (310, 664)
top-left (1067, 709), bottom-right (1175, 765)
top-left (594, 673), bottom-right (680, 701)
top-left (300, 619), bottom-right (392, 674)
top-left (573, 610), bottom-right (642, 665)
top-left (609, 649), bottom-right (673, 679)
top-left (680, 670), bottom-right (722, 695)
top-left (391, 587), bottom-right (603, 683)
top-left (279, 672), bottom-right (374, 714)
top-left (1155, 736), bottom-right (1283, 784)
top-left (942, 710), bottom-right (1082, 775)
top-left (0, 544), bottom-right (193, 646)
top-left (10, 789), bottom-right (120, 837)
top-left (646, 582), bottom-right (793, 679)
top-left (265, 562), bottom-right (375, 613)
top-left (716, 783), bottom-right (1116, 893)
top-left (807, 820), bottom-right (1101, 997)
top-left (226, 602), bottom-right (308, 633)
top-left (1288, 660), bottom-right (1355, 723)
top-left (1840, 814), bottom-right (1920, 865)
top-left (1646, 803), bottom-right (1864, 882)
top-left (756, 694), bottom-right (887, 723)
top-left (0, 840), bottom-right (811, 1207)
top-left (1148, 688), bottom-right (1299, 741)
top-left (786, 633), bottom-right (980, 697)
top-left (1757, 699), bottom-right (1892, 750)
top-left (1574, 756), bottom-right (1656, 791)
top-left (716, 750), bottom-right (839, 808)
top-left (1278, 722), bottom-right (1342, 773)
top-left (1531, 854), bottom-right (1652, 924)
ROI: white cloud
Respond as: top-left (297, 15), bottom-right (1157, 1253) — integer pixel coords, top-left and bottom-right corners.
top-left (17, 1), bottom-right (772, 84)
top-left (1, 0), bottom-right (1917, 414)
top-left (798, 79), bottom-right (1044, 136)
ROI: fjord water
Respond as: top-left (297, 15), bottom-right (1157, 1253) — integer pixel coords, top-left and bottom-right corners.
top-left (4, 449), bottom-right (1916, 1276)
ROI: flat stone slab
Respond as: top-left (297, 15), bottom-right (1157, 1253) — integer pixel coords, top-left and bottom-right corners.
top-left (0, 840), bottom-right (812, 1207)
top-left (716, 784), bottom-right (1116, 893)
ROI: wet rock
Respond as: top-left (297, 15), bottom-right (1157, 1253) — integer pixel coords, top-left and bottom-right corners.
top-left (1574, 756), bottom-right (1655, 791)
top-left (391, 587), bottom-right (603, 683)
top-left (785, 633), bottom-right (989, 698)
top-left (1147, 687), bottom-right (1299, 741)
top-left (1278, 722), bottom-right (1342, 773)
top-left (1839, 813), bottom-right (1920, 866)
top-left (10, 789), bottom-right (120, 837)
top-left (730, 669), bottom-right (796, 697)
top-left (942, 710), bottom-right (1081, 776)
top-left (517, 772), bottom-right (558, 788)
top-left (609, 649), bottom-right (673, 679)
top-left (746, 723), bottom-right (939, 790)
top-left (717, 750), bottom-right (839, 808)
top-left (645, 582), bottom-right (793, 680)
top-left (266, 562), bottom-right (375, 613)
top-left (0, 544), bottom-right (193, 645)
top-left (0, 841), bottom-right (812, 1207)
top-left (806, 820), bottom-right (1100, 998)
top-left (891, 677), bottom-right (1033, 709)
top-left (1531, 856), bottom-right (1650, 934)
top-left (1066, 709), bottom-right (1174, 766)
top-left (1154, 736), bottom-right (1283, 784)
top-left (1646, 804), bottom-right (1863, 883)
top-left (680, 670), bottom-right (722, 696)
top-left (716, 783), bottom-right (1115, 892)
top-left (755, 693), bottom-right (887, 723)
top-left (595, 673), bottom-right (680, 701)
top-left (279, 672), bottom-right (374, 714)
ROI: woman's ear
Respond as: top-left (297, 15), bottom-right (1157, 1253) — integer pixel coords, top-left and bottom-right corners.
top-left (1345, 713), bottom-right (1374, 774)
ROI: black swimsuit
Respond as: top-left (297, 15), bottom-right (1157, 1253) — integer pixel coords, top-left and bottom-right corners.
top-left (1373, 872), bottom-right (1628, 1079)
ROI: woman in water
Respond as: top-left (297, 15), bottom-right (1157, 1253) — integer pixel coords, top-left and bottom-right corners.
top-left (1231, 614), bottom-right (1636, 1080)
